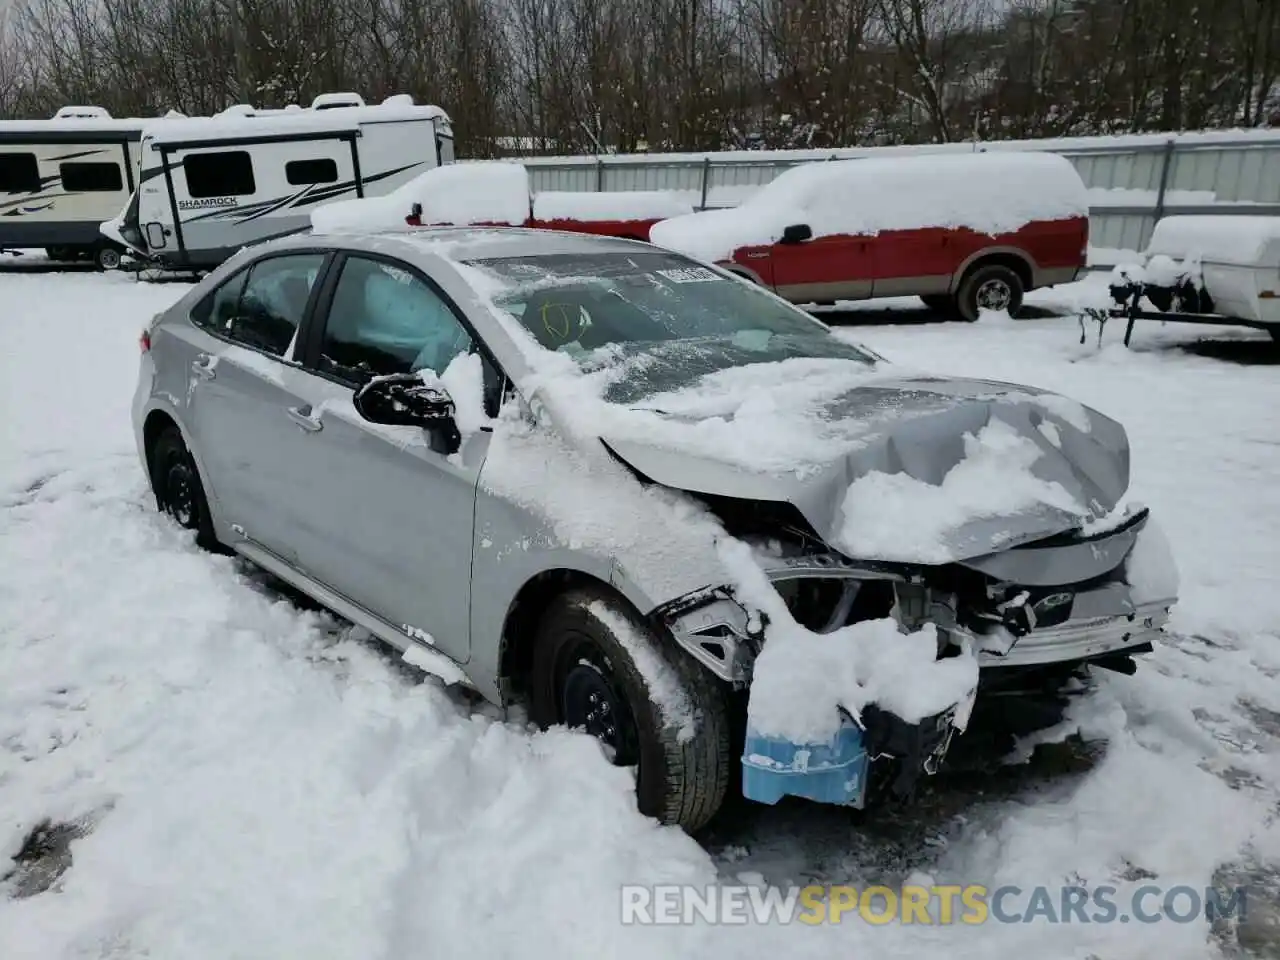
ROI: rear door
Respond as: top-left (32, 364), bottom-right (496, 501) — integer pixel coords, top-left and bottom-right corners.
top-left (182, 251), bottom-right (332, 560)
top-left (871, 226), bottom-right (956, 298)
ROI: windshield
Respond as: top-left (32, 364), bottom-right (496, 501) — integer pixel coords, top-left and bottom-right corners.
top-left (464, 250), bottom-right (877, 371)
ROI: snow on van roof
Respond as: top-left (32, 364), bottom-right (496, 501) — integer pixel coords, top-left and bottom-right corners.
top-left (1147, 215), bottom-right (1280, 266)
top-left (312, 162), bottom-right (531, 233)
top-left (141, 101), bottom-right (451, 146)
top-left (649, 151), bottom-right (1089, 263)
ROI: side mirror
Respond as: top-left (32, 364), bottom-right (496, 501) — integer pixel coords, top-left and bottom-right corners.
top-left (780, 223), bottom-right (813, 244)
top-left (354, 372), bottom-right (461, 453)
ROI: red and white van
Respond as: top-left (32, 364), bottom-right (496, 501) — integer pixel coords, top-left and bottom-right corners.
top-left (649, 151), bottom-right (1090, 321)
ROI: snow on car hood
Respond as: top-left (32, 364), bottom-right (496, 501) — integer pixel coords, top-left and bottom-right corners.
top-left (596, 362), bottom-right (1129, 565)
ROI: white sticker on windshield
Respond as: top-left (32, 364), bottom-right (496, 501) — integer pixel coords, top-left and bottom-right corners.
top-left (656, 267), bottom-right (720, 284)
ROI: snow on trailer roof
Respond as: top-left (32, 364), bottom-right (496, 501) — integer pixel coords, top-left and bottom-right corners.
top-left (0, 113), bottom-right (158, 136)
top-left (141, 101), bottom-right (451, 147)
top-left (649, 150), bottom-right (1089, 263)
top-left (1146, 215), bottom-right (1280, 266)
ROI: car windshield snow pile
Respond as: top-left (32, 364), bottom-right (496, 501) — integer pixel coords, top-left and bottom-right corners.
top-left (465, 250), bottom-right (877, 394)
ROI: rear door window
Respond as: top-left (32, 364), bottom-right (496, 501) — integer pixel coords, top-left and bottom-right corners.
top-left (191, 269), bottom-right (249, 332)
top-left (196, 254), bottom-right (326, 356)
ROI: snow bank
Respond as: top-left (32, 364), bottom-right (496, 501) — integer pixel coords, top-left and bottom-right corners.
top-left (533, 190), bottom-right (692, 222)
top-left (312, 162), bottom-right (531, 233)
top-left (1147, 215), bottom-right (1280, 266)
top-left (649, 152), bottom-right (1089, 262)
top-left (836, 418), bottom-right (1088, 565)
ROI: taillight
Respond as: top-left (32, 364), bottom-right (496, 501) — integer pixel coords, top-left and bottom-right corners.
top-left (139, 329), bottom-right (151, 352)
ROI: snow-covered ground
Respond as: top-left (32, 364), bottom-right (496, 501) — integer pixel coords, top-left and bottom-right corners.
top-left (2, 269), bottom-right (1279, 958)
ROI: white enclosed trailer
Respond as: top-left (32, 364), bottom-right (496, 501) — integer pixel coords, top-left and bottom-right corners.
top-left (0, 106), bottom-right (147, 268)
top-left (1104, 215), bottom-right (1280, 344)
top-left (104, 97), bottom-right (454, 270)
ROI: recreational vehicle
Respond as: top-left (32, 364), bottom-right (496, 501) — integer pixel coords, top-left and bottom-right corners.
top-left (103, 97), bottom-right (454, 270)
top-left (0, 106), bottom-right (147, 268)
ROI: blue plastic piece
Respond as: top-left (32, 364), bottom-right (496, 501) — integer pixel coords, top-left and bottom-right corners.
top-left (741, 716), bottom-right (869, 808)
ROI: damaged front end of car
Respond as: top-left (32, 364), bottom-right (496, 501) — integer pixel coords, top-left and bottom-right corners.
top-left (650, 502), bottom-right (1178, 811)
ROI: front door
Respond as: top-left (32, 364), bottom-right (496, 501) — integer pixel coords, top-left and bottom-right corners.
top-left (768, 233), bottom-right (876, 303)
top-left (285, 253), bottom-right (492, 665)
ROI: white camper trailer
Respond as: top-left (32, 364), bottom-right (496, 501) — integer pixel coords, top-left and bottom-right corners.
top-left (104, 97), bottom-right (454, 270)
top-left (0, 106), bottom-right (147, 268)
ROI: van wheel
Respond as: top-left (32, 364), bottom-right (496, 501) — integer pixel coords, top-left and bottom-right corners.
top-left (528, 588), bottom-right (732, 833)
top-left (149, 426), bottom-right (219, 550)
top-left (957, 264), bottom-right (1024, 321)
top-left (94, 244), bottom-right (123, 271)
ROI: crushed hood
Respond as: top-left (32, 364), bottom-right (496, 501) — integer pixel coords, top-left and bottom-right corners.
top-left (602, 372), bottom-right (1130, 565)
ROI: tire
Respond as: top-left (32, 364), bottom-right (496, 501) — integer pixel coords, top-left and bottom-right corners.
top-left (1270, 329), bottom-right (1280, 344)
top-left (94, 243), bottom-right (123, 271)
top-left (528, 588), bottom-right (732, 832)
top-left (149, 425), bottom-right (219, 550)
top-left (956, 263), bottom-right (1024, 322)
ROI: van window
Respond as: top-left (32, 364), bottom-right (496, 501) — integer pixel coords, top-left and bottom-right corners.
top-left (0, 153), bottom-right (41, 193)
top-left (184, 151), bottom-right (256, 198)
top-left (285, 158), bottom-right (338, 185)
top-left (60, 161), bottom-right (124, 193)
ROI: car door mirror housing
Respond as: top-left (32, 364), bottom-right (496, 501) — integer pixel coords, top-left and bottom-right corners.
top-left (780, 223), bottom-right (813, 244)
top-left (354, 372), bottom-right (461, 453)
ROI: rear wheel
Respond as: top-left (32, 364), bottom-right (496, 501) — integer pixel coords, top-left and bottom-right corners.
top-left (528, 588), bottom-right (732, 832)
top-left (149, 425), bottom-right (219, 550)
top-left (956, 263), bottom-right (1024, 322)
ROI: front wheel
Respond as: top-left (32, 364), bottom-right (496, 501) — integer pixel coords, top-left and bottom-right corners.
top-left (528, 588), bottom-right (732, 832)
top-left (956, 264), bottom-right (1024, 322)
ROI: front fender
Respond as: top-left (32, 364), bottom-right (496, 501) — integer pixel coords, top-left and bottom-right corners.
top-left (467, 483), bottom-right (720, 705)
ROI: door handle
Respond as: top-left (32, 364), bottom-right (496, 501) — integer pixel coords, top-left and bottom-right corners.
top-left (191, 354), bottom-right (216, 380)
top-left (286, 404), bottom-right (324, 433)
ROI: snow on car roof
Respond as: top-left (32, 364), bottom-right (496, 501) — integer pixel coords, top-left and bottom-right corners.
top-left (311, 162), bottom-right (531, 233)
top-left (649, 151), bottom-right (1089, 263)
top-left (1147, 215), bottom-right (1280, 266)
top-left (141, 102), bottom-right (450, 146)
